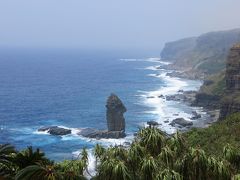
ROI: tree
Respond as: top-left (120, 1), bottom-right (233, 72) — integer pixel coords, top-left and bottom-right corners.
top-left (156, 168), bottom-right (182, 180)
top-left (0, 144), bottom-right (16, 178)
top-left (140, 155), bottom-right (158, 180)
top-left (138, 127), bottom-right (165, 156)
top-left (14, 146), bottom-right (50, 169)
top-left (15, 164), bottom-right (61, 180)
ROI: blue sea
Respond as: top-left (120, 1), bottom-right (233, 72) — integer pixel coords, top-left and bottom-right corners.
top-left (0, 48), bottom-right (205, 162)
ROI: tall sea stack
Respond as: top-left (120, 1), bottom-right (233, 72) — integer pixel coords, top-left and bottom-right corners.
top-left (106, 93), bottom-right (126, 132)
top-left (220, 44), bottom-right (240, 119)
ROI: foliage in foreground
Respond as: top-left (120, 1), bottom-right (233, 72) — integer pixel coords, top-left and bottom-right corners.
top-left (1, 115), bottom-right (240, 179)
top-left (185, 113), bottom-right (240, 156)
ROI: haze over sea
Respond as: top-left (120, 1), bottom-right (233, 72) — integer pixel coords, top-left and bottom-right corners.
top-left (0, 48), bottom-right (203, 161)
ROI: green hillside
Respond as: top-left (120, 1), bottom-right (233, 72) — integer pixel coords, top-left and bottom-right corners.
top-left (185, 113), bottom-right (240, 156)
top-left (161, 28), bottom-right (240, 74)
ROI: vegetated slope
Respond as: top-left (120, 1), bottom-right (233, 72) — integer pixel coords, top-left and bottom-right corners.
top-left (185, 113), bottom-right (240, 156)
top-left (199, 71), bottom-right (226, 96)
top-left (161, 28), bottom-right (240, 74)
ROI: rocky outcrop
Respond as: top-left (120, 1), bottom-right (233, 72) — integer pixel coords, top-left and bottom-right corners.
top-left (170, 118), bottom-right (193, 127)
top-left (190, 111), bottom-right (201, 120)
top-left (193, 93), bottom-right (221, 109)
top-left (78, 128), bottom-right (125, 139)
top-left (147, 121), bottom-right (159, 127)
top-left (220, 44), bottom-right (240, 119)
top-left (38, 94), bottom-right (127, 139)
top-left (38, 126), bottom-right (71, 135)
top-left (106, 94), bottom-right (126, 132)
top-left (80, 94), bottom-right (127, 139)
top-left (220, 98), bottom-right (240, 119)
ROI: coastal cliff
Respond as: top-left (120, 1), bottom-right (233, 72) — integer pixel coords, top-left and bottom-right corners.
top-left (161, 29), bottom-right (240, 115)
top-left (161, 28), bottom-right (240, 74)
top-left (220, 45), bottom-right (240, 119)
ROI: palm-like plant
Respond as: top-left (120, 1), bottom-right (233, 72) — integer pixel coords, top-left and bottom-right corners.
top-left (94, 144), bottom-right (105, 161)
top-left (156, 168), bottom-right (182, 180)
top-left (111, 160), bottom-right (131, 180)
top-left (0, 144), bottom-right (16, 178)
top-left (138, 127), bottom-right (165, 156)
top-left (57, 160), bottom-right (87, 180)
top-left (140, 155), bottom-right (158, 180)
top-left (97, 158), bottom-right (130, 180)
top-left (168, 131), bottom-right (186, 157)
top-left (223, 144), bottom-right (240, 168)
top-left (178, 147), bottom-right (209, 180)
top-left (158, 146), bottom-right (174, 168)
top-left (80, 148), bottom-right (88, 167)
top-left (15, 163), bottom-right (61, 180)
top-left (232, 174), bottom-right (240, 180)
top-left (127, 142), bottom-right (145, 178)
top-left (14, 146), bottom-right (50, 169)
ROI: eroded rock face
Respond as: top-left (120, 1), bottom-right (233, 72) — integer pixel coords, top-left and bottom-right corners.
top-left (78, 128), bottom-right (125, 139)
top-left (226, 45), bottom-right (240, 91)
top-left (220, 44), bottom-right (240, 119)
top-left (170, 118), bottom-right (193, 127)
top-left (106, 94), bottom-right (126, 132)
top-left (193, 93), bottom-right (220, 109)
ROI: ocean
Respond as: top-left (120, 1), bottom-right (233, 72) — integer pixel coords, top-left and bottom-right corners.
top-left (0, 48), bottom-right (205, 162)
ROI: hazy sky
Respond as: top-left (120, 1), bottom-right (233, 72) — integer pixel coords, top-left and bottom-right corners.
top-left (0, 0), bottom-right (240, 51)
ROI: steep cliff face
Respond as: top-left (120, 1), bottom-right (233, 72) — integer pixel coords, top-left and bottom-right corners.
top-left (220, 45), bottom-right (240, 119)
top-left (161, 28), bottom-right (240, 74)
top-left (225, 45), bottom-right (240, 90)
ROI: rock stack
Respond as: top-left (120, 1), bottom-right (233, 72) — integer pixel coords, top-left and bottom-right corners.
top-left (77, 94), bottom-right (126, 139)
top-left (106, 93), bottom-right (126, 132)
top-left (38, 94), bottom-right (127, 139)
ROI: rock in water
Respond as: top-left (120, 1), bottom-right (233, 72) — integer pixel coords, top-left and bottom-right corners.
top-left (170, 118), bottom-right (193, 127)
top-left (147, 121), bottom-right (159, 127)
top-left (106, 94), bottom-right (126, 132)
top-left (38, 126), bottom-right (71, 136)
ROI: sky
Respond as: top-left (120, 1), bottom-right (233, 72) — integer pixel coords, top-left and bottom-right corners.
top-left (0, 0), bottom-right (240, 52)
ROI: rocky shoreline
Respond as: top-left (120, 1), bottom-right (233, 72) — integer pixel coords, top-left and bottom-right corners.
top-left (146, 88), bottom-right (219, 130)
top-left (38, 66), bottom-right (220, 139)
top-left (38, 76), bottom-right (220, 139)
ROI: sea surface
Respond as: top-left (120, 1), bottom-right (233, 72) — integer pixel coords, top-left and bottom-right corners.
top-left (0, 48), bottom-right (205, 162)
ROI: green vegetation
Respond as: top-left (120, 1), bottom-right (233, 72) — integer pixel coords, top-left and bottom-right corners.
top-left (200, 71), bottom-right (225, 96)
top-left (1, 114), bottom-right (240, 179)
top-left (185, 113), bottom-right (240, 156)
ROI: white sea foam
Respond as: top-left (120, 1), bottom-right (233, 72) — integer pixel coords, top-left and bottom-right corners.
top-left (145, 66), bottom-right (160, 71)
top-left (120, 58), bottom-right (142, 62)
top-left (72, 134), bottom-right (134, 179)
top-left (138, 67), bottom-right (202, 134)
top-left (33, 130), bottom-right (49, 135)
top-left (120, 57), bottom-right (171, 64)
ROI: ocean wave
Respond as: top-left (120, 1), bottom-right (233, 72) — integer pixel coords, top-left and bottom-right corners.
top-left (137, 69), bottom-right (202, 134)
top-left (72, 148), bottom-right (96, 178)
top-left (119, 58), bottom-right (143, 62)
